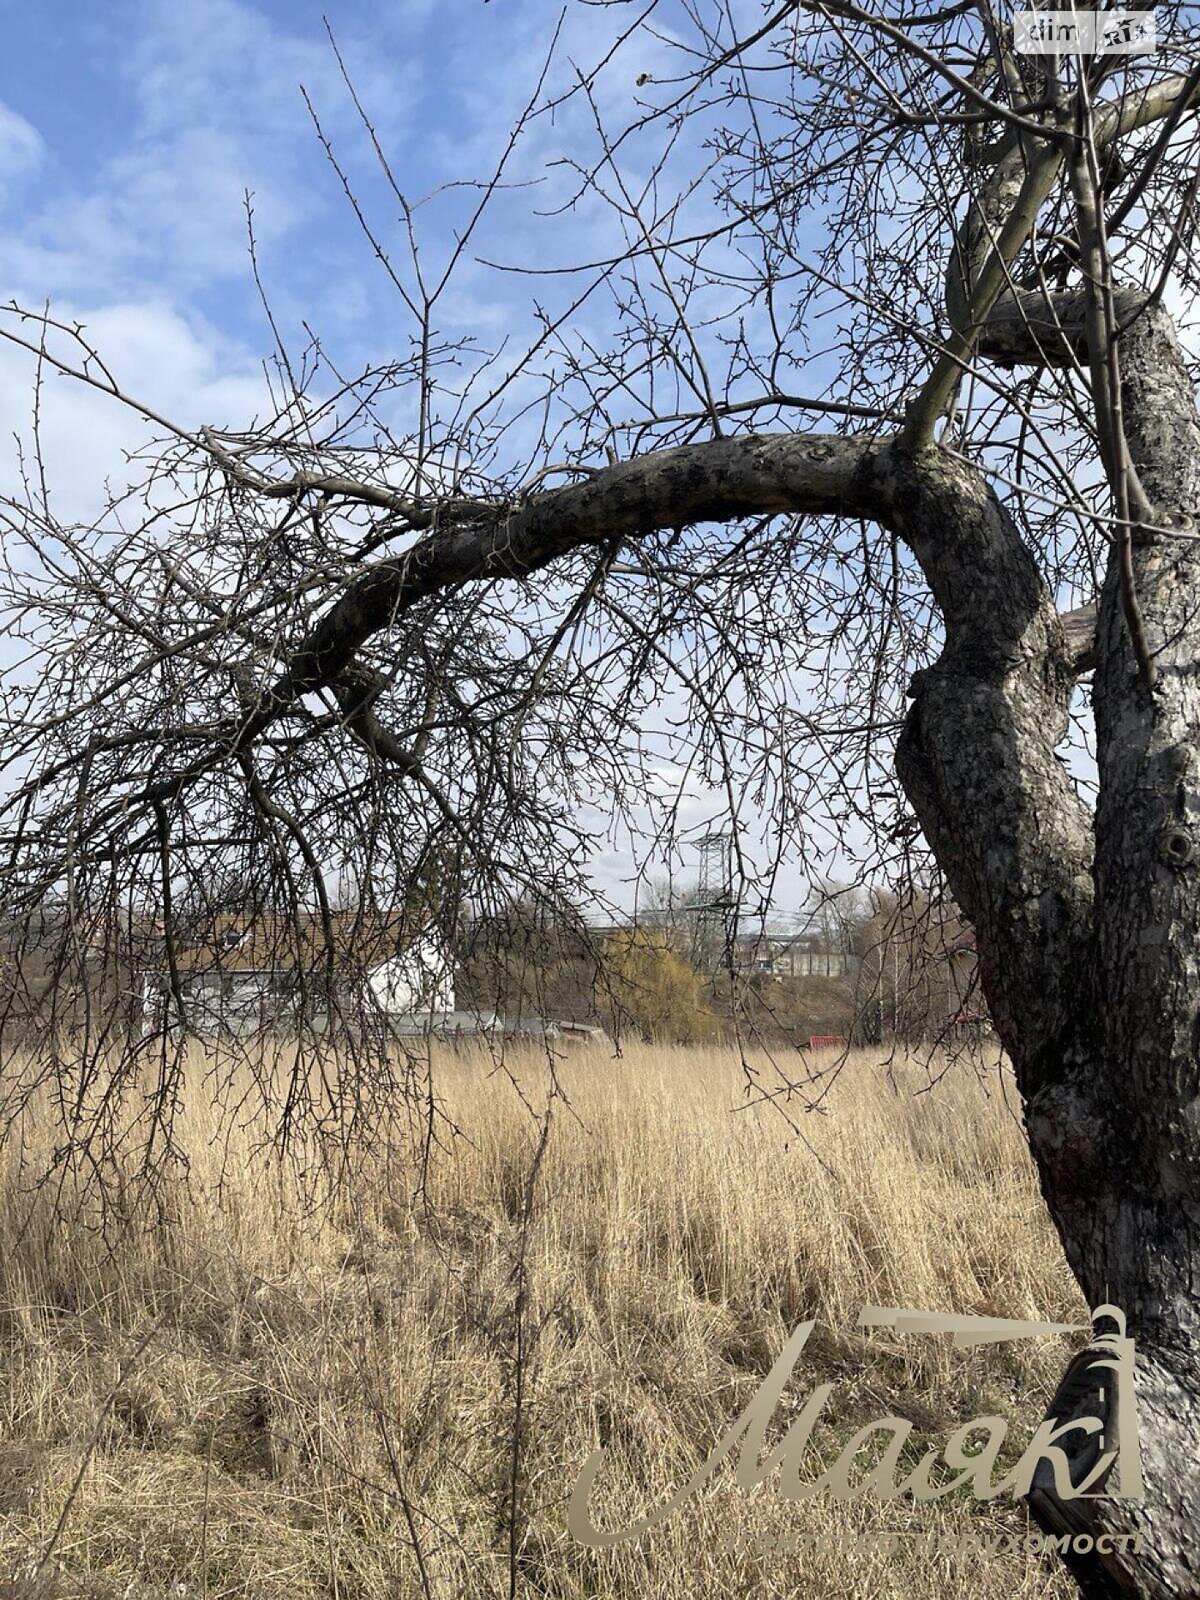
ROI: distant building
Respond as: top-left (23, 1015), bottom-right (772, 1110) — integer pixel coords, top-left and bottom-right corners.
top-left (583, 918), bottom-right (855, 980)
top-left (136, 911), bottom-right (457, 1039)
top-left (135, 910), bottom-right (611, 1046)
top-left (737, 930), bottom-right (853, 979)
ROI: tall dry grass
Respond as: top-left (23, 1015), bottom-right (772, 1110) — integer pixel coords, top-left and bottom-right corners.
top-left (0, 1039), bottom-right (1083, 1598)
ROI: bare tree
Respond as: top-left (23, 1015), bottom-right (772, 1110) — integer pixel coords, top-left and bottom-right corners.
top-left (4, 3), bottom-right (1200, 1592)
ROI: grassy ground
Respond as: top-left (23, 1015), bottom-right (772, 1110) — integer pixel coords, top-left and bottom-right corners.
top-left (0, 1039), bottom-right (1083, 1598)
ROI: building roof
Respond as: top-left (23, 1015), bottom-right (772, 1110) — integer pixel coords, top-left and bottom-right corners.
top-left (137, 910), bottom-right (437, 976)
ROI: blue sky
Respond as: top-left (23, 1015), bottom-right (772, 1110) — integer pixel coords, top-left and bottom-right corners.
top-left (4, 1), bottom-right (691, 338)
top-left (0, 1), bottom-right (700, 517)
top-left (0, 2), bottom-right (621, 415)
top-left (2, 1), bottom-right (574, 322)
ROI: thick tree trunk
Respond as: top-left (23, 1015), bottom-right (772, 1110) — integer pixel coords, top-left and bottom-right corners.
top-left (904, 678), bottom-right (1200, 1600)
top-left (898, 296), bottom-right (1200, 1596)
top-left (1038, 308), bottom-right (1200, 1599)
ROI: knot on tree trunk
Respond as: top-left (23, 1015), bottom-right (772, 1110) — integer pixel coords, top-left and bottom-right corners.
top-left (1157, 824), bottom-right (1197, 870)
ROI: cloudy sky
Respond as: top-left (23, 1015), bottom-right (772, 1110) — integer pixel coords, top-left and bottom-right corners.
top-left (0, 0), bottom-right (669, 505)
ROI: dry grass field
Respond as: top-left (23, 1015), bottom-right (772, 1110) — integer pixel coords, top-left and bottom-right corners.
top-left (0, 1039), bottom-right (1085, 1598)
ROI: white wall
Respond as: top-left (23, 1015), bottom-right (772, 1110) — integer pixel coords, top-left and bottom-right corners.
top-left (365, 937), bottom-right (456, 1015)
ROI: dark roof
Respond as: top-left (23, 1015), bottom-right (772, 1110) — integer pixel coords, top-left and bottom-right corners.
top-left (136, 910), bottom-right (433, 976)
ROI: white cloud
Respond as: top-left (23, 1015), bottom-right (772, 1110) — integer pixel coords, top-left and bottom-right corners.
top-left (0, 102), bottom-right (44, 197)
top-left (0, 0), bottom-right (414, 309)
top-left (0, 0), bottom-right (391, 520)
top-left (0, 298), bottom-right (267, 524)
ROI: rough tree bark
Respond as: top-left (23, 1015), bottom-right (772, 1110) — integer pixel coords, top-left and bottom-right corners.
top-left (900, 294), bottom-right (1200, 1597)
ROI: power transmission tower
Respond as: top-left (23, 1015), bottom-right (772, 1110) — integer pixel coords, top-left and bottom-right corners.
top-left (692, 829), bottom-right (736, 974)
